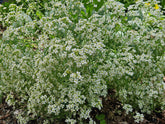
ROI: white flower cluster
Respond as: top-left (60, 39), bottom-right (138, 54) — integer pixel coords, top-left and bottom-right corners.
top-left (69, 72), bottom-right (83, 84)
top-left (123, 104), bottom-right (133, 114)
top-left (0, 0), bottom-right (165, 123)
top-left (133, 112), bottom-right (144, 123)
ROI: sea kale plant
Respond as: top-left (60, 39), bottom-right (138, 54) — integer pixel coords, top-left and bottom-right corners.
top-left (0, 0), bottom-right (165, 123)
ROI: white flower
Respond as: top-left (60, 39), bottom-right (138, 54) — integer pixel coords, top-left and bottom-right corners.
top-left (123, 104), bottom-right (133, 114)
top-left (76, 71), bottom-right (83, 80)
top-left (94, 4), bottom-right (97, 8)
top-left (134, 112), bottom-right (144, 123)
top-left (70, 73), bottom-right (76, 78)
top-left (66, 45), bottom-right (72, 51)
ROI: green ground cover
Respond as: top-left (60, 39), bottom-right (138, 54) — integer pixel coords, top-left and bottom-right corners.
top-left (0, 0), bottom-right (165, 123)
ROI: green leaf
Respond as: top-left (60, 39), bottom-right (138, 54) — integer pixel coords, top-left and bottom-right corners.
top-left (100, 120), bottom-right (106, 124)
top-left (36, 10), bottom-right (44, 19)
top-left (96, 114), bottom-right (105, 120)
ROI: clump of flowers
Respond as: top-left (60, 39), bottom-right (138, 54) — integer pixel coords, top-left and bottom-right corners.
top-left (0, 0), bottom-right (165, 123)
top-left (134, 112), bottom-right (144, 123)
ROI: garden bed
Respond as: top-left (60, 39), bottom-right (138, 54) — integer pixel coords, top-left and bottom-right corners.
top-left (0, 0), bottom-right (165, 123)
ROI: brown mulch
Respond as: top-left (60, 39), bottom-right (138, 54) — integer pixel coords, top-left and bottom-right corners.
top-left (91, 89), bottom-right (165, 124)
top-left (0, 101), bottom-right (17, 124)
top-left (0, 24), bottom-right (6, 39)
top-left (0, 24), bottom-right (6, 32)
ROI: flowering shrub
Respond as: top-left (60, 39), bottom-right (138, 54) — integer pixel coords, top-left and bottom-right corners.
top-left (99, 0), bottom-right (165, 121)
top-left (0, 0), bottom-right (165, 123)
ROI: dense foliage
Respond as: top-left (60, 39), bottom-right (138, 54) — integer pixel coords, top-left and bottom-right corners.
top-left (0, 0), bottom-right (165, 123)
